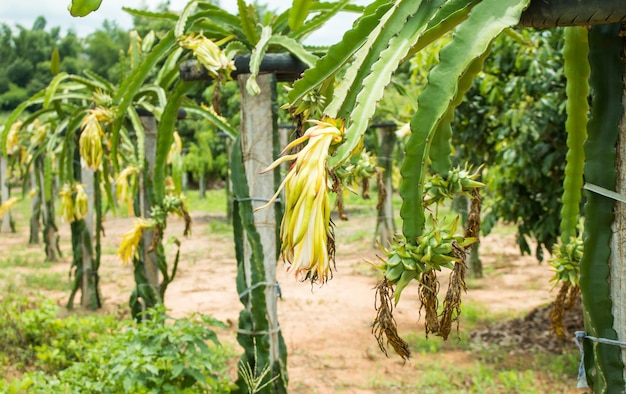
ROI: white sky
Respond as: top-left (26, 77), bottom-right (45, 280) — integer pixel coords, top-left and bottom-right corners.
top-left (0, 0), bottom-right (366, 45)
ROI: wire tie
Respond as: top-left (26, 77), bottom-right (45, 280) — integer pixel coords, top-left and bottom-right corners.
top-left (238, 281), bottom-right (280, 299)
top-left (237, 326), bottom-right (282, 336)
top-left (234, 197), bottom-right (282, 204)
top-left (574, 331), bottom-right (626, 389)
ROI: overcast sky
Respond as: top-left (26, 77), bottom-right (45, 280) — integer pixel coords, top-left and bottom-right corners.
top-left (0, 0), bottom-right (365, 46)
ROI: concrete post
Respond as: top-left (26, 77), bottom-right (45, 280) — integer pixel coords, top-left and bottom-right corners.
top-left (139, 115), bottom-right (160, 302)
top-left (238, 73), bottom-right (281, 369)
top-left (375, 127), bottom-right (396, 246)
top-left (610, 45), bottom-right (626, 383)
top-left (80, 167), bottom-right (95, 308)
top-left (1, 156), bottom-right (11, 233)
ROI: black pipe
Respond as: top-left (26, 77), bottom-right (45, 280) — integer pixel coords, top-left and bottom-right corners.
top-left (179, 53), bottom-right (308, 83)
top-left (519, 0), bottom-right (626, 27)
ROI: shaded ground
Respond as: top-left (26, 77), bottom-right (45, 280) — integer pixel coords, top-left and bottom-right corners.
top-left (0, 206), bottom-right (584, 393)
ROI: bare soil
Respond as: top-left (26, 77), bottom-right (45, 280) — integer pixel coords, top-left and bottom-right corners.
top-left (0, 208), bottom-right (585, 393)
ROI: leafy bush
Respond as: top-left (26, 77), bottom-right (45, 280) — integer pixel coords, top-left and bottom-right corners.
top-left (0, 85), bottom-right (29, 111)
top-left (0, 293), bottom-right (119, 373)
top-left (0, 296), bottom-right (235, 393)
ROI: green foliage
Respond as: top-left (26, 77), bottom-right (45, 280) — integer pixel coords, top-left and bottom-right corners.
top-left (84, 22), bottom-right (131, 83)
top-left (0, 84), bottom-right (29, 111)
top-left (183, 129), bottom-right (215, 180)
top-left (0, 293), bottom-right (118, 374)
top-left (0, 297), bottom-right (234, 393)
top-left (0, 17), bottom-right (91, 110)
top-left (453, 28), bottom-right (567, 260)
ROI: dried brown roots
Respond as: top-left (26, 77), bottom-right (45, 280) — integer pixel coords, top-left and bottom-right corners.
top-left (372, 278), bottom-right (411, 360)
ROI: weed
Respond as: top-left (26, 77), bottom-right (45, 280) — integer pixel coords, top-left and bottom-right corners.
top-left (25, 272), bottom-right (69, 292)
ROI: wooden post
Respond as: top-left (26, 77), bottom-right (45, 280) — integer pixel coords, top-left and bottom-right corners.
top-left (139, 115), bottom-right (160, 304)
top-left (80, 167), bottom-right (96, 308)
top-left (374, 126), bottom-right (396, 246)
top-left (610, 34), bottom-right (626, 384)
top-left (1, 156), bottom-right (11, 233)
top-left (238, 72), bottom-right (281, 370)
top-left (181, 151), bottom-right (189, 192)
top-left (28, 169), bottom-right (40, 244)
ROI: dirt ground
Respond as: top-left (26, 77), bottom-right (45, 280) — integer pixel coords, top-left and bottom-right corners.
top-left (1, 206), bottom-right (584, 393)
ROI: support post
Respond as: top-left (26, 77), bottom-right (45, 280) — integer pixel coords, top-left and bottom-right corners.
top-left (80, 167), bottom-right (96, 309)
top-left (29, 169), bottom-right (40, 244)
top-left (1, 156), bottom-right (11, 233)
top-left (238, 72), bottom-right (283, 384)
top-left (139, 115), bottom-right (160, 305)
top-left (610, 29), bottom-right (626, 384)
top-left (374, 126), bottom-right (396, 246)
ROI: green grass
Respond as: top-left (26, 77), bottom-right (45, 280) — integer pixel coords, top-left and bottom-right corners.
top-left (0, 251), bottom-right (47, 269)
top-left (403, 301), bottom-right (518, 355)
top-left (185, 189), bottom-right (229, 214)
top-left (206, 218), bottom-right (232, 236)
top-left (24, 271), bottom-right (70, 291)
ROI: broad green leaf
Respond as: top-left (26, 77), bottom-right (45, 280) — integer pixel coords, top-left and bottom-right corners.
top-left (153, 81), bottom-right (196, 202)
top-left (430, 48), bottom-right (492, 177)
top-left (122, 7), bottom-right (178, 22)
top-left (399, 0), bottom-right (531, 240)
top-left (288, 0), bottom-right (391, 106)
top-left (126, 107), bottom-right (145, 169)
top-left (223, 40), bottom-right (249, 59)
top-left (155, 48), bottom-right (184, 89)
top-left (268, 35), bottom-right (318, 67)
top-left (237, 0), bottom-right (260, 45)
top-left (182, 105), bottom-right (238, 140)
top-left (328, 0), bottom-right (436, 120)
top-left (190, 10), bottom-right (247, 42)
top-left (111, 31), bottom-right (177, 171)
top-left (288, 0), bottom-right (313, 31)
top-left (559, 26), bottom-right (588, 243)
top-left (137, 85), bottom-right (168, 111)
top-left (1, 90), bottom-right (46, 155)
top-left (43, 73), bottom-right (70, 109)
top-left (246, 25), bottom-right (273, 96)
top-left (68, 0), bottom-right (103, 17)
top-left (580, 23), bottom-right (625, 391)
top-left (77, 71), bottom-right (115, 92)
top-left (328, 0), bottom-right (443, 168)
top-left (289, 0), bottom-right (351, 41)
top-left (128, 30), bottom-right (143, 70)
top-left (175, 0), bottom-right (199, 37)
top-left (405, 0), bottom-right (478, 61)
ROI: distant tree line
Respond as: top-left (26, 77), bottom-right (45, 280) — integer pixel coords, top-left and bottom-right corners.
top-left (0, 15), bottom-right (129, 110)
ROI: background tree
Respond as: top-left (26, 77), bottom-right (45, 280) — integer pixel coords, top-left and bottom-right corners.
top-left (453, 28), bottom-right (567, 261)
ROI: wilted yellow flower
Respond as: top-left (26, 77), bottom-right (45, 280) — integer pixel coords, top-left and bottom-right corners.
top-left (0, 197), bottom-right (19, 218)
top-left (258, 117), bottom-right (344, 284)
top-left (115, 166), bottom-right (139, 215)
top-left (74, 183), bottom-right (89, 220)
top-left (179, 33), bottom-right (235, 78)
top-left (167, 131), bottom-right (182, 164)
top-left (30, 120), bottom-right (48, 147)
top-left (79, 111), bottom-right (104, 170)
top-left (117, 218), bottom-right (155, 265)
top-left (5, 121), bottom-right (22, 155)
top-left (58, 183), bottom-right (89, 222)
top-left (59, 184), bottom-right (76, 223)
